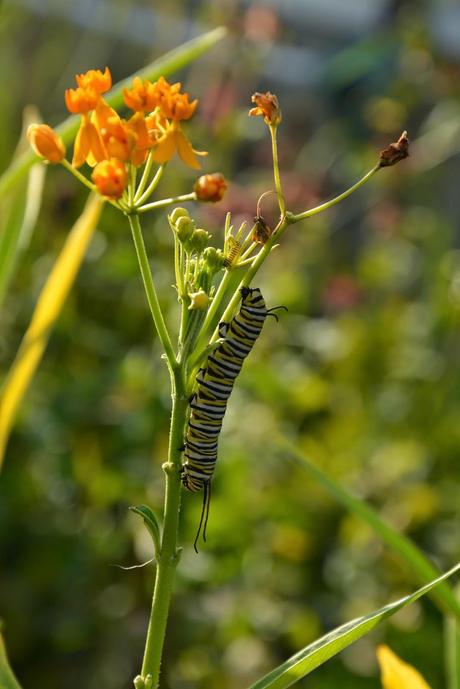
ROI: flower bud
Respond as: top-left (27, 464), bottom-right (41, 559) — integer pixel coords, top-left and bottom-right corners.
top-left (194, 173), bottom-right (227, 202)
top-left (174, 215), bottom-right (195, 242)
top-left (188, 289), bottom-right (210, 311)
top-left (169, 207), bottom-right (190, 224)
top-left (133, 676), bottom-right (144, 689)
top-left (27, 124), bottom-right (66, 163)
top-left (188, 228), bottom-right (211, 254)
top-left (92, 158), bottom-right (127, 199)
top-left (203, 246), bottom-right (225, 272)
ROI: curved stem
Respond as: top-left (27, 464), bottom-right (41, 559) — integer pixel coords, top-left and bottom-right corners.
top-left (270, 125), bottom-right (285, 216)
top-left (134, 164), bottom-right (166, 207)
top-left (289, 165), bottom-right (380, 223)
top-left (128, 214), bottom-right (177, 369)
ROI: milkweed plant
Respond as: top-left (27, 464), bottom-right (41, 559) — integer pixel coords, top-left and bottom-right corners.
top-left (4, 39), bottom-right (459, 689)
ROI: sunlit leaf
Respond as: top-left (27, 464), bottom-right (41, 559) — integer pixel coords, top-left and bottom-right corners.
top-left (0, 194), bottom-right (103, 469)
top-left (129, 504), bottom-right (162, 559)
top-left (279, 439), bottom-right (460, 621)
top-left (0, 105), bottom-right (46, 307)
top-left (0, 630), bottom-right (22, 689)
top-left (248, 564), bottom-right (460, 689)
top-left (0, 27), bottom-right (227, 201)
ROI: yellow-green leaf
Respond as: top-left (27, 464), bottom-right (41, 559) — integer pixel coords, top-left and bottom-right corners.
top-left (0, 631), bottom-right (22, 689)
top-left (0, 194), bottom-right (103, 468)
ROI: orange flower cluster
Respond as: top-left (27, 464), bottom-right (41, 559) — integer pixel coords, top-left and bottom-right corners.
top-left (62, 68), bottom-right (206, 197)
top-left (28, 67), bottom-right (208, 200)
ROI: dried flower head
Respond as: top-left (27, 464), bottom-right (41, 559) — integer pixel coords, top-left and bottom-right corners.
top-left (379, 131), bottom-right (409, 167)
top-left (249, 91), bottom-right (282, 126)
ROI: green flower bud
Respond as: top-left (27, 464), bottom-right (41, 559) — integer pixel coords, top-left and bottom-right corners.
top-left (133, 676), bottom-right (144, 689)
top-left (169, 207), bottom-right (190, 224)
top-left (144, 675), bottom-right (153, 689)
top-left (189, 228), bottom-right (211, 254)
top-left (175, 216), bottom-right (195, 243)
top-left (203, 246), bottom-right (225, 272)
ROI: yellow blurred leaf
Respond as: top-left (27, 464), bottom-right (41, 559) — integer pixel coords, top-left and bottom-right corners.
top-left (377, 645), bottom-right (432, 689)
top-left (0, 194), bottom-right (103, 468)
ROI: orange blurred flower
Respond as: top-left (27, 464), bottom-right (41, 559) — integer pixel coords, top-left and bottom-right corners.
top-left (92, 158), bottom-right (127, 199)
top-left (249, 91), bottom-right (282, 126)
top-left (123, 77), bottom-right (157, 112)
top-left (65, 87), bottom-right (100, 115)
top-left (76, 67), bottom-right (112, 94)
top-left (72, 115), bottom-right (107, 168)
top-left (27, 124), bottom-right (65, 163)
top-left (194, 173), bottom-right (227, 202)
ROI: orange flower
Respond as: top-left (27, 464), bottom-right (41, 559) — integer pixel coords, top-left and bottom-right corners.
top-left (123, 77), bottom-right (157, 112)
top-left (194, 173), bottom-right (227, 202)
top-left (92, 158), bottom-right (127, 199)
top-left (249, 91), bottom-right (282, 126)
top-left (76, 67), bottom-right (112, 94)
top-left (27, 124), bottom-right (65, 163)
top-left (65, 87), bottom-right (100, 114)
top-left (152, 121), bottom-right (206, 169)
top-left (72, 115), bottom-right (107, 168)
top-left (157, 89), bottom-right (198, 121)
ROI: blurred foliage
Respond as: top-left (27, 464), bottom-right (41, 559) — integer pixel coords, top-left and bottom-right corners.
top-left (1, 1), bottom-right (460, 689)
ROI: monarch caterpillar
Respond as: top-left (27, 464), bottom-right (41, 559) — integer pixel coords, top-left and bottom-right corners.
top-left (181, 287), bottom-right (286, 550)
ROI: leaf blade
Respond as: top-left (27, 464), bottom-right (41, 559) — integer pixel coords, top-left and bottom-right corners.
top-left (0, 631), bottom-right (23, 689)
top-left (248, 564), bottom-right (460, 689)
top-left (0, 194), bottom-right (103, 468)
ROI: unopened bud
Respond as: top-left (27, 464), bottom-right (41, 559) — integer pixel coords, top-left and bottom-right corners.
top-left (169, 207), bottom-right (190, 224)
top-left (203, 247), bottom-right (225, 272)
top-left (133, 676), bottom-right (144, 689)
top-left (194, 173), bottom-right (227, 202)
top-left (189, 228), bottom-right (211, 253)
top-left (27, 124), bottom-right (66, 163)
top-left (188, 289), bottom-right (210, 311)
top-left (92, 158), bottom-right (127, 199)
top-left (174, 215), bottom-right (195, 242)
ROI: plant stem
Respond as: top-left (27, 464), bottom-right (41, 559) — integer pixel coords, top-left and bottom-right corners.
top-left (61, 159), bottom-right (129, 211)
top-left (128, 214), bottom-right (176, 369)
top-left (138, 192), bottom-right (196, 214)
top-left (270, 125), bottom-right (285, 216)
top-left (134, 164), bottom-right (166, 207)
top-left (288, 164), bottom-right (380, 223)
top-left (140, 368), bottom-right (188, 686)
top-left (445, 614), bottom-right (460, 689)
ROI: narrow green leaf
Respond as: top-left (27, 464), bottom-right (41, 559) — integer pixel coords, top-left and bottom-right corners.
top-left (129, 505), bottom-right (161, 559)
top-left (0, 631), bottom-right (23, 689)
top-left (279, 439), bottom-right (460, 621)
top-left (0, 106), bottom-right (46, 308)
top-left (0, 27), bottom-right (227, 201)
top-left (249, 564), bottom-right (460, 689)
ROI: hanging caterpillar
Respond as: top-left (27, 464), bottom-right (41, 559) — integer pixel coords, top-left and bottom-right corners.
top-left (181, 287), bottom-right (286, 550)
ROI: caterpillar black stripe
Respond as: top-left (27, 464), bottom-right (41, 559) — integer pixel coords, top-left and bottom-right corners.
top-left (181, 287), bottom-right (286, 550)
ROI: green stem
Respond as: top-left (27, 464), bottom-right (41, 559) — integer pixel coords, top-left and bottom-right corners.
top-left (128, 214), bottom-right (176, 369)
top-left (140, 369), bottom-right (188, 686)
top-left (270, 125), bottom-right (285, 216)
top-left (133, 152), bottom-right (156, 203)
top-left (289, 165), bottom-right (380, 223)
top-left (61, 159), bottom-right (129, 211)
top-left (134, 164), bottom-right (166, 207)
top-left (138, 192), bottom-right (196, 214)
top-left (445, 614), bottom-right (460, 689)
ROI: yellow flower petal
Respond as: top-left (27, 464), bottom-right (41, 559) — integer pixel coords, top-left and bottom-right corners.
top-left (152, 128), bottom-right (177, 163)
top-left (377, 646), bottom-right (432, 689)
top-left (175, 129), bottom-right (201, 169)
top-left (72, 119), bottom-right (91, 168)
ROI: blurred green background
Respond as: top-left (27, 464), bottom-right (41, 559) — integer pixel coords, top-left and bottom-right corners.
top-left (1, 1), bottom-right (460, 688)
